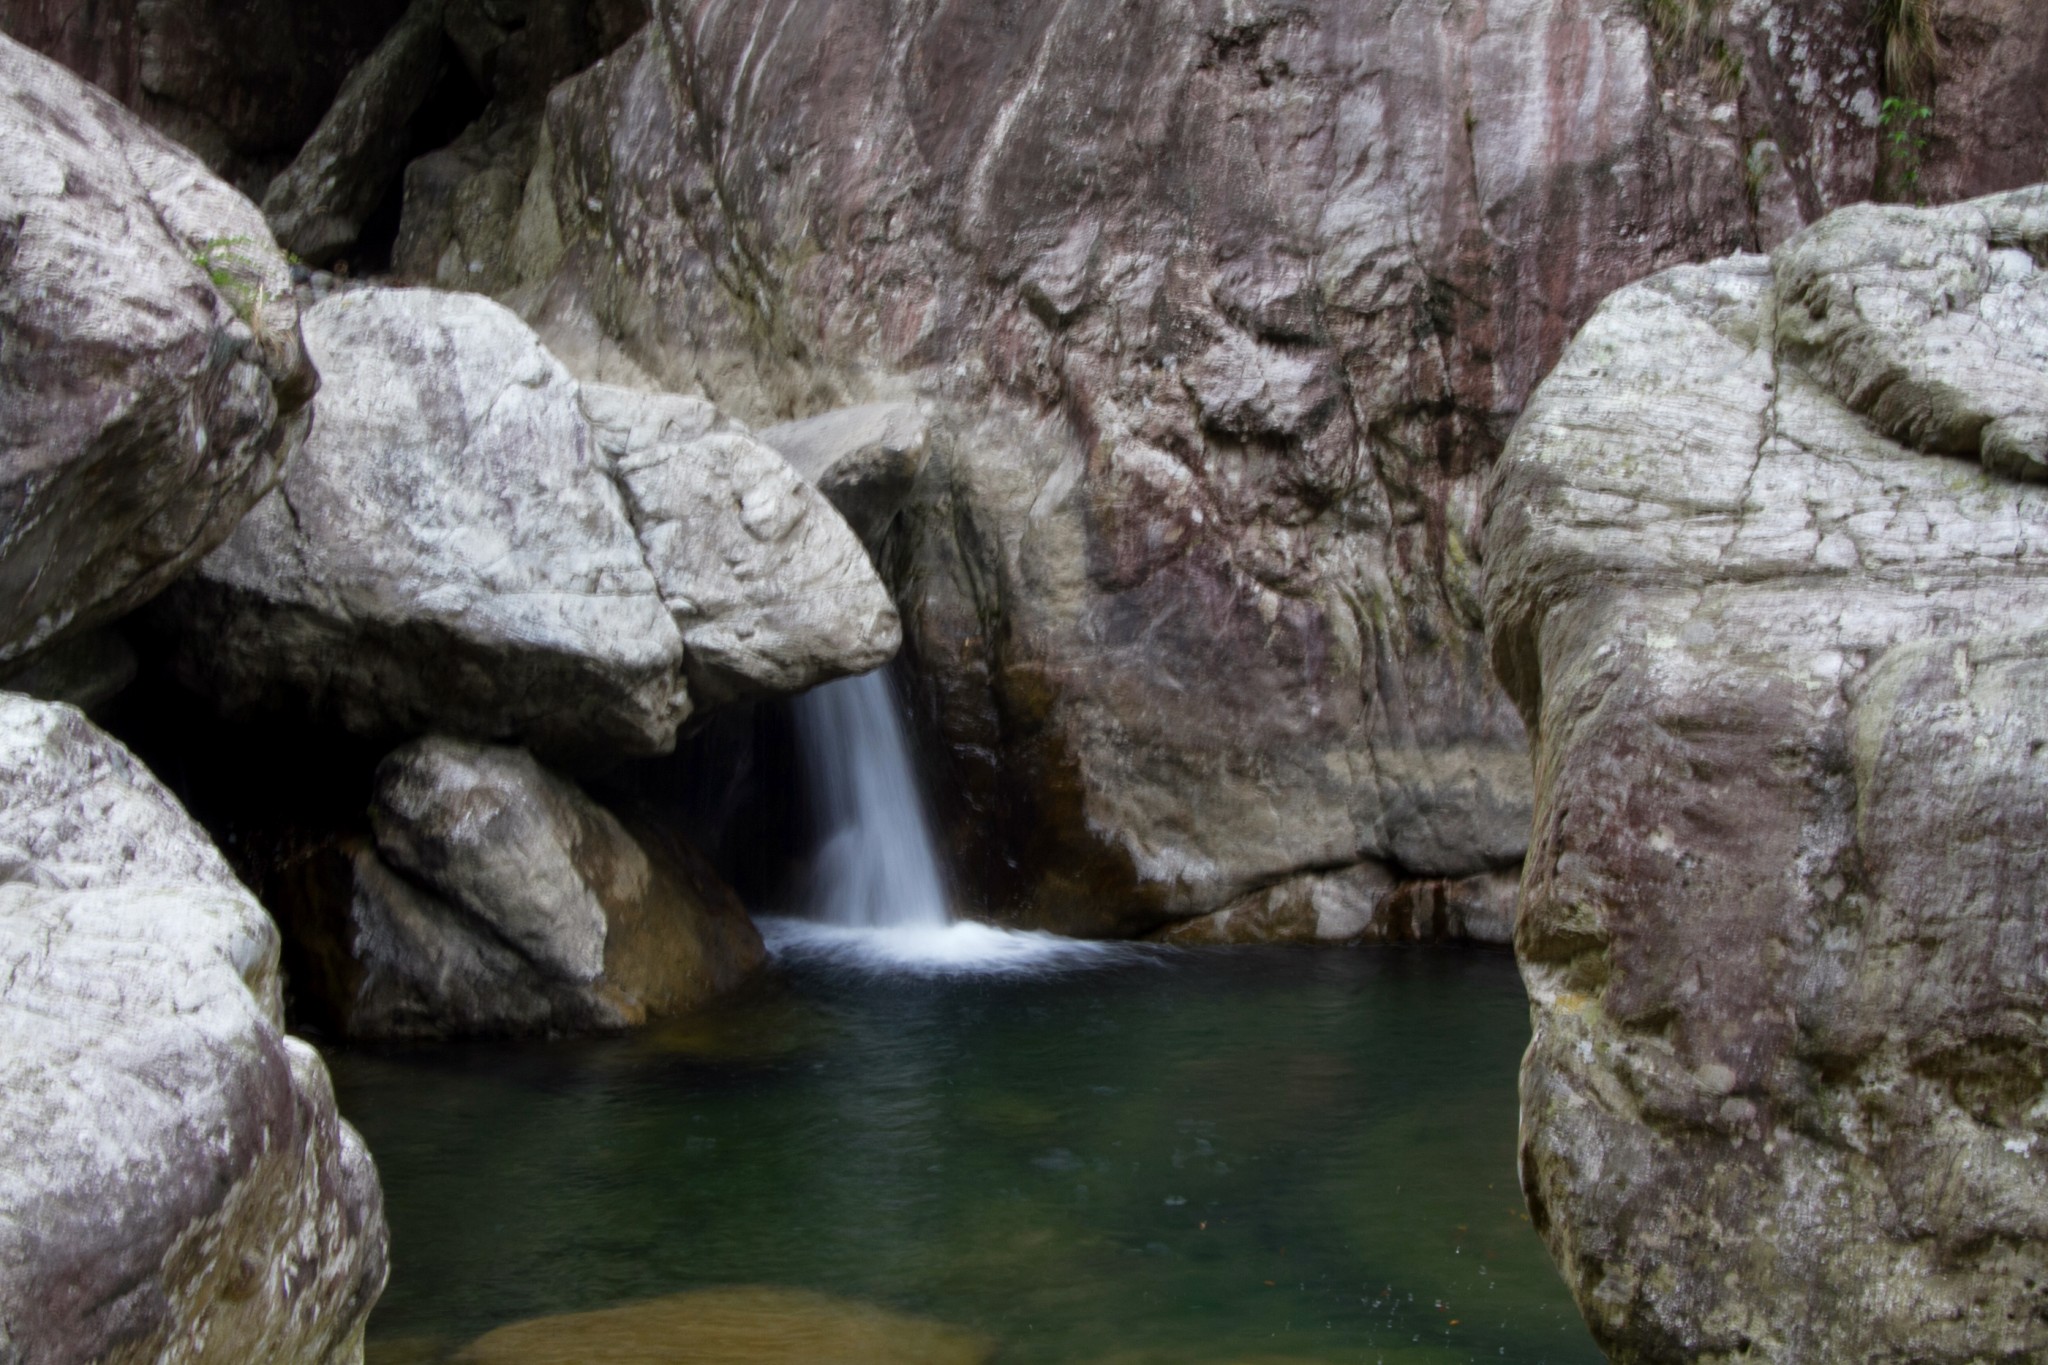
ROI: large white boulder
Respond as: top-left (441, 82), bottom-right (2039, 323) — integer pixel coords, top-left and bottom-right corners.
top-left (0, 33), bottom-right (311, 671)
top-left (0, 694), bottom-right (386, 1365)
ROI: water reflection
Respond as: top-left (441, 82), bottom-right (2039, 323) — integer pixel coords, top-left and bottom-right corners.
top-left (334, 947), bottom-right (1600, 1364)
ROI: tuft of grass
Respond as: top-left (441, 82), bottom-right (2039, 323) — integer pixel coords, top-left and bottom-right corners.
top-left (1870, 0), bottom-right (1937, 96)
top-left (1639, 0), bottom-right (1742, 96)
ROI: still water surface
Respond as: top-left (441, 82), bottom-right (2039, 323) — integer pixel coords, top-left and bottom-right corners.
top-left (332, 940), bottom-right (1602, 1364)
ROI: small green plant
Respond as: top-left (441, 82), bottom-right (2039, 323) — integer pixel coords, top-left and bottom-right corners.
top-left (190, 235), bottom-right (275, 322)
top-left (1879, 95), bottom-right (1933, 203)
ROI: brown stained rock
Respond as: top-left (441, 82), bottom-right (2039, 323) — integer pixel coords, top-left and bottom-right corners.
top-left (451, 1286), bottom-right (994, 1365)
top-left (0, 0), bottom-right (410, 188)
top-left (269, 736), bottom-right (764, 1041)
top-left (1483, 185), bottom-right (2048, 1362)
top-left (1155, 866), bottom-right (1518, 946)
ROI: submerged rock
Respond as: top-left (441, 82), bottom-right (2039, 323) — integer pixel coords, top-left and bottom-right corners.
top-left (1156, 867), bottom-right (1517, 948)
top-left (157, 286), bottom-right (894, 761)
top-left (0, 33), bottom-right (311, 671)
top-left (1485, 185), bottom-right (2048, 1363)
top-left (275, 736), bottom-right (763, 1040)
top-left (0, 694), bottom-right (386, 1364)
top-left (451, 1285), bottom-right (994, 1365)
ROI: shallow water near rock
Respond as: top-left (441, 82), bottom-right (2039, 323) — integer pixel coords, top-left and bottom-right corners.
top-left (332, 941), bottom-right (1600, 1364)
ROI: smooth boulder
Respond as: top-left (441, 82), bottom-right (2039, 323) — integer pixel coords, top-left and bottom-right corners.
top-left (1484, 185), bottom-right (2048, 1363)
top-left (0, 33), bottom-right (311, 670)
top-left (0, 694), bottom-right (386, 1364)
top-left (159, 287), bottom-right (897, 760)
top-left (582, 385), bottom-right (900, 709)
top-left (275, 736), bottom-right (764, 1040)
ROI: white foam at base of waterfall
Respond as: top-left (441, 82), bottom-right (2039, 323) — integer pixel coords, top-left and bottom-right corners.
top-left (783, 669), bottom-right (1162, 974)
top-left (759, 916), bottom-right (1152, 976)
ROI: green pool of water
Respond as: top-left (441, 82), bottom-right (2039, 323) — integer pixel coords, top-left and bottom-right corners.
top-left (329, 941), bottom-right (1601, 1364)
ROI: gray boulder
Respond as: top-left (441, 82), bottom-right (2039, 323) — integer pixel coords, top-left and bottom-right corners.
top-left (277, 736), bottom-right (764, 1040)
top-left (759, 403), bottom-right (930, 545)
top-left (1484, 184), bottom-right (2048, 1363)
top-left (582, 385), bottom-right (900, 708)
top-left (162, 287), bottom-right (689, 761)
top-left (0, 694), bottom-right (386, 1364)
top-left (160, 286), bottom-right (898, 759)
top-left (0, 33), bottom-right (311, 671)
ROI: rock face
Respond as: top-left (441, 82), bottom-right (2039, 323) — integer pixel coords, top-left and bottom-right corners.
top-left (760, 403), bottom-right (931, 546)
top-left (158, 286), bottom-right (893, 760)
top-left (260, 0), bottom-right (454, 265)
top-left (0, 0), bottom-right (410, 189)
top-left (0, 33), bottom-right (311, 672)
top-left (0, 694), bottom-right (386, 1365)
top-left (1484, 185), bottom-right (2048, 1363)
top-left (466, 0), bottom-right (2046, 935)
top-left (274, 737), bottom-right (765, 1040)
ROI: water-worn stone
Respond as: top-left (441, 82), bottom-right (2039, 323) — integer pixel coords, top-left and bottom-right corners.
top-left (274, 736), bottom-right (764, 1040)
top-left (1156, 868), bottom-right (1517, 947)
top-left (581, 385), bottom-right (900, 709)
top-left (452, 1285), bottom-right (994, 1365)
top-left (159, 286), bottom-right (895, 759)
top-left (1484, 184), bottom-right (2048, 1364)
top-left (160, 286), bottom-right (687, 760)
top-left (760, 403), bottom-right (931, 546)
top-left (0, 694), bottom-right (386, 1364)
top-left (0, 33), bottom-right (311, 671)
top-left (470, 0), bottom-right (2046, 934)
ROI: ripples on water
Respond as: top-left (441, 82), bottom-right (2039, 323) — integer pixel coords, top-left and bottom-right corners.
top-left (333, 938), bottom-right (1602, 1365)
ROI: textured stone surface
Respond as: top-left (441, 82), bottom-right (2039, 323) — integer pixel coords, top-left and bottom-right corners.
top-left (0, 0), bottom-right (410, 188)
top-left (0, 33), bottom-right (311, 670)
top-left (466, 0), bottom-right (2048, 934)
top-left (760, 402), bottom-right (931, 545)
top-left (273, 736), bottom-right (764, 1041)
top-left (1484, 185), bottom-right (2048, 1363)
top-left (159, 286), bottom-right (689, 761)
top-left (260, 0), bottom-right (451, 265)
top-left (0, 694), bottom-right (385, 1365)
top-left (1156, 867), bottom-right (1518, 947)
top-left (582, 384), bottom-right (900, 709)
top-left (159, 286), bottom-right (895, 759)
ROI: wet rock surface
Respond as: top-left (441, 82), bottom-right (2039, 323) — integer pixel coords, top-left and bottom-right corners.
top-left (0, 694), bottom-right (386, 1365)
top-left (1484, 184), bottom-right (2048, 1363)
top-left (0, 33), bottom-right (311, 672)
top-left (448, 1286), bottom-right (993, 1365)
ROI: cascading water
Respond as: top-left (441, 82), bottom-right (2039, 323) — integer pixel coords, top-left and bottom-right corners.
top-left (789, 668), bottom-right (950, 929)
top-left (769, 666), bottom-right (1123, 974)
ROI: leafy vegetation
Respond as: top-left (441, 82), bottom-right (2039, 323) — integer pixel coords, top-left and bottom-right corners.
top-left (1879, 95), bottom-right (1934, 203)
top-left (190, 235), bottom-right (275, 323)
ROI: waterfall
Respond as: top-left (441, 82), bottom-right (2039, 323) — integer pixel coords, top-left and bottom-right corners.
top-left (790, 669), bottom-right (950, 929)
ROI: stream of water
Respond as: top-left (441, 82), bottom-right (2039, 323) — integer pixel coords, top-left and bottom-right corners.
top-left (331, 671), bottom-right (1599, 1363)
